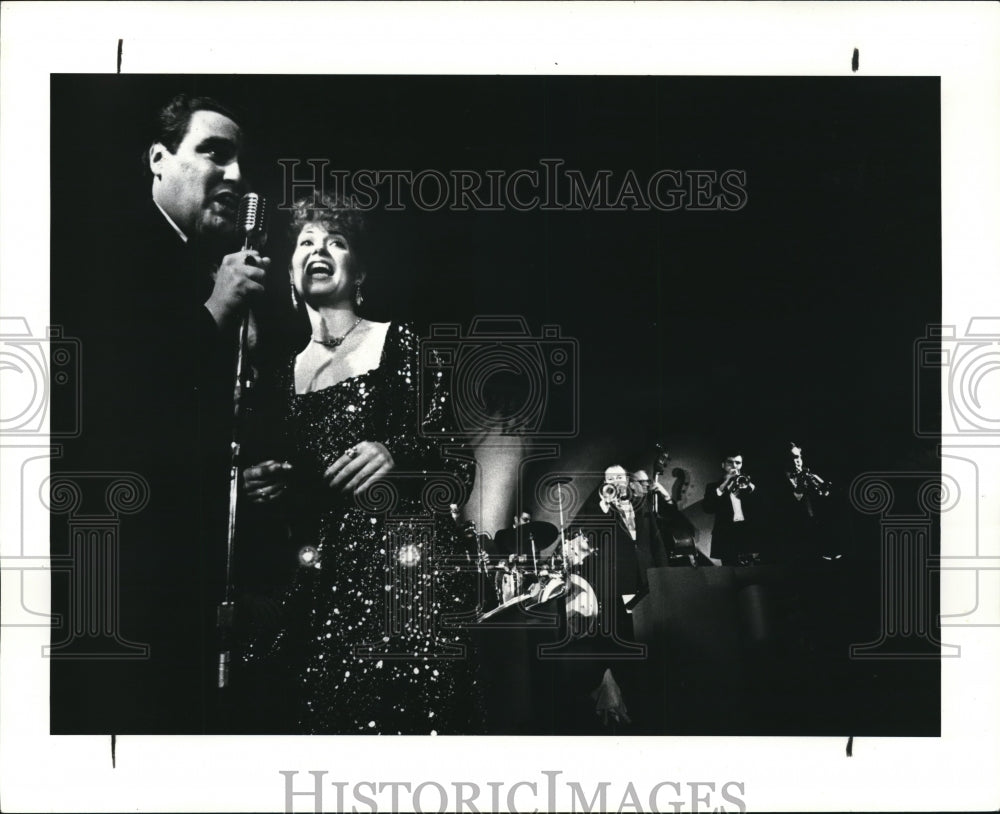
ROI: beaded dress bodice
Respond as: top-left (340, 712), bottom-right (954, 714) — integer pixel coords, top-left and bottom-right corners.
top-left (246, 323), bottom-right (481, 734)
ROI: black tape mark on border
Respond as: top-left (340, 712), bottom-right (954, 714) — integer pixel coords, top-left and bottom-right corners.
top-left (852, 48), bottom-right (859, 73)
top-left (846, 736), bottom-right (854, 757)
top-left (117, 39), bottom-right (123, 74)
top-left (111, 734), bottom-right (117, 768)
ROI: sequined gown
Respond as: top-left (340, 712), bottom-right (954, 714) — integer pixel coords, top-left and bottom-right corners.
top-left (245, 323), bottom-right (481, 734)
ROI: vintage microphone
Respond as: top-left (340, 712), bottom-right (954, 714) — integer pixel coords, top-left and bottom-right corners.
top-left (218, 192), bottom-right (268, 690)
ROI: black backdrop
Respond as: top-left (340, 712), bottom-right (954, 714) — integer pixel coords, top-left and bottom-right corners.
top-left (51, 74), bottom-right (940, 474)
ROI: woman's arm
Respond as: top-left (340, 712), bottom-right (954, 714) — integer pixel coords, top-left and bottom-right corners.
top-left (381, 323), bottom-right (476, 498)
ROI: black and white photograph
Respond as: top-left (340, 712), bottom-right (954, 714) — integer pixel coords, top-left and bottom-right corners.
top-left (2, 3), bottom-right (999, 812)
top-left (48, 72), bottom-right (943, 741)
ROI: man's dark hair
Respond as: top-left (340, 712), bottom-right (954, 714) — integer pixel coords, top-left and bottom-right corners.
top-left (142, 93), bottom-right (240, 176)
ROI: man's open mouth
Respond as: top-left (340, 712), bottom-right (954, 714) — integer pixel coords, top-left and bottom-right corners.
top-left (213, 191), bottom-right (238, 213)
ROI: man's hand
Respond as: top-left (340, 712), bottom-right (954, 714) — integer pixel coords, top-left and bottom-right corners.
top-left (243, 459), bottom-right (293, 503)
top-left (718, 471), bottom-right (736, 495)
top-left (205, 250), bottom-right (270, 329)
top-left (324, 441), bottom-right (395, 496)
top-left (651, 480), bottom-right (672, 501)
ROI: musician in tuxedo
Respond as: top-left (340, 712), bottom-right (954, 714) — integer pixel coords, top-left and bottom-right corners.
top-left (781, 442), bottom-right (839, 560)
top-left (583, 465), bottom-right (669, 634)
top-left (51, 93), bottom-right (293, 733)
top-left (547, 464), bottom-right (666, 733)
top-left (703, 451), bottom-right (758, 565)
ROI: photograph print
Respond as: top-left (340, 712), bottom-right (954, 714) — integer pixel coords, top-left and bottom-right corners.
top-left (49, 73), bottom-right (942, 738)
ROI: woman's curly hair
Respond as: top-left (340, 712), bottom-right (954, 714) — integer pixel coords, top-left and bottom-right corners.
top-left (287, 192), bottom-right (368, 273)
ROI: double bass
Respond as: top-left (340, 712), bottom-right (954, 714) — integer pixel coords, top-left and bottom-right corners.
top-left (652, 452), bottom-right (700, 558)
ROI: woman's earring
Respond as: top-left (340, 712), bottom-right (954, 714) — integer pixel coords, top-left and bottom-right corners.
top-left (290, 282), bottom-right (300, 310)
top-left (355, 280), bottom-right (364, 307)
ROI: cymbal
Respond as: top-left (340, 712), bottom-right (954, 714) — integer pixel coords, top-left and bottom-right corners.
top-left (492, 520), bottom-right (559, 556)
top-left (516, 520), bottom-right (559, 548)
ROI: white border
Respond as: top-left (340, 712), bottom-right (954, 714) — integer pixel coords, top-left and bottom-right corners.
top-left (2, 2), bottom-right (999, 811)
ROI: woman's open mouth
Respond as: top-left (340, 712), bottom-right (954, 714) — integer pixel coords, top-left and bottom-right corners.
top-left (306, 259), bottom-right (333, 278)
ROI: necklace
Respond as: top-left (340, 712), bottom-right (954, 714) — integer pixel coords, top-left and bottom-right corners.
top-left (311, 317), bottom-right (363, 349)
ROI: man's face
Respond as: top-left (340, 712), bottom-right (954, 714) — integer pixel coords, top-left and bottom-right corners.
top-left (629, 470), bottom-right (650, 498)
top-left (605, 466), bottom-right (628, 489)
top-left (790, 445), bottom-right (804, 472)
top-left (723, 456), bottom-right (743, 475)
top-left (515, 512), bottom-right (532, 527)
top-left (150, 110), bottom-right (244, 240)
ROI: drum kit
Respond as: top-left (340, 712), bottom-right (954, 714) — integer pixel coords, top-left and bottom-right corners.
top-left (477, 523), bottom-right (597, 622)
top-left (468, 476), bottom-right (600, 622)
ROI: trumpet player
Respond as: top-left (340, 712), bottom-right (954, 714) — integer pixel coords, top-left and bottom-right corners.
top-left (783, 443), bottom-right (838, 559)
top-left (599, 465), bottom-right (635, 537)
top-left (597, 465), bottom-right (669, 595)
top-left (703, 451), bottom-right (758, 566)
top-left (787, 443), bottom-right (830, 509)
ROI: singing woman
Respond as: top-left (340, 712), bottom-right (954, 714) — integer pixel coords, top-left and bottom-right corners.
top-left (240, 193), bottom-right (481, 734)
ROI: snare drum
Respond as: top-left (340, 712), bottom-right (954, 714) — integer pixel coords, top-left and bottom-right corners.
top-left (497, 565), bottom-right (523, 603)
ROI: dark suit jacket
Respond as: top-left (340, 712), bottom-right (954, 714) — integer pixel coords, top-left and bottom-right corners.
top-left (703, 479), bottom-right (756, 562)
top-left (580, 491), bottom-right (667, 600)
top-left (52, 200), bottom-right (244, 733)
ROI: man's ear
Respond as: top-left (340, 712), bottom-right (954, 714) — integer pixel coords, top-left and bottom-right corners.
top-left (148, 142), bottom-right (167, 179)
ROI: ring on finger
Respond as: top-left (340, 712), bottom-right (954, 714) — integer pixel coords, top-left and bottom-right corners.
top-left (347, 446), bottom-right (359, 459)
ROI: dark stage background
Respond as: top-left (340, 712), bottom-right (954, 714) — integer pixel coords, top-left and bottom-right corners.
top-left (50, 74), bottom-right (941, 735)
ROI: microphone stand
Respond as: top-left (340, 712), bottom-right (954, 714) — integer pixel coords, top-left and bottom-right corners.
top-left (218, 196), bottom-right (266, 691)
top-left (557, 482), bottom-right (568, 583)
top-left (217, 292), bottom-right (250, 690)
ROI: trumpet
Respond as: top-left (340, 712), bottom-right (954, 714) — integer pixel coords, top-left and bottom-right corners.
top-left (600, 481), bottom-right (628, 502)
top-left (726, 473), bottom-right (754, 494)
top-left (789, 442), bottom-right (831, 497)
top-left (793, 468), bottom-right (831, 497)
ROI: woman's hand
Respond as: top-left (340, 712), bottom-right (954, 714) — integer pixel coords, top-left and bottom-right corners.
top-left (242, 460), bottom-right (293, 504)
top-left (324, 441), bottom-right (394, 496)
